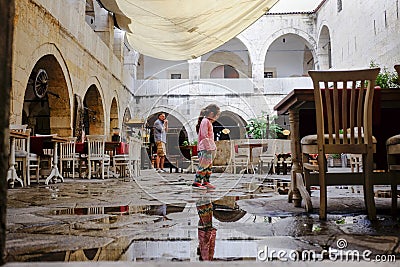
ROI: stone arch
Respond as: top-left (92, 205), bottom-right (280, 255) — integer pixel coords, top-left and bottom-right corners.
top-left (215, 110), bottom-right (247, 140)
top-left (83, 84), bottom-right (105, 135)
top-left (201, 38), bottom-right (252, 78)
top-left (14, 42), bottom-right (73, 127)
top-left (317, 24), bottom-right (332, 70)
top-left (263, 31), bottom-right (317, 78)
top-left (109, 97), bottom-right (119, 138)
top-left (210, 65), bottom-right (240, 78)
top-left (260, 28), bottom-right (317, 77)
top-left (141, 105), bottom-right (192, 140)
top-left (22, 54), bottom-right (72, 136)
top-left (145, 109), bottom-right (187, 160)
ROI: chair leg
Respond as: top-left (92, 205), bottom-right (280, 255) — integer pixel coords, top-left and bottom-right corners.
top-left (391, 181), bottom-right (397, 216)
top-left (72, 159), bottom-right (75, 179)
top-left (88, 160), bottom-right (92, 179)
top-left (364, 173), bottom-right (376, 220)
top-left (101, 161), bottom-right (105, 179)
top-left (363, 154), bottom-right (376, 221)
top-left (60, 160), bottom-right (64, 178)
top-left (318, 155), bottom-right (327, 220)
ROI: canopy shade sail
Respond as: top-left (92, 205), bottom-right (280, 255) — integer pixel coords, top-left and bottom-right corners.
top-left (98, 0), bottom-right (279, 60)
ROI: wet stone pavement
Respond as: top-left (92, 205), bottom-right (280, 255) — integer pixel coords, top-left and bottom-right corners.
top-left (5, 169), bottom-right (400, 263)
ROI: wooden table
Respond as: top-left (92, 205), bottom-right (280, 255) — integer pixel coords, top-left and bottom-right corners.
top-left (31, 135), bottom-right (68, 185)
top-left (7, 130), bottom-right (29, 187)
top-left (274, 88), bottom-right (400, 208)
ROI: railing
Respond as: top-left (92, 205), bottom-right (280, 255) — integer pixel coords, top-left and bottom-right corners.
top-left (133, 77), bottom-right (313, 96)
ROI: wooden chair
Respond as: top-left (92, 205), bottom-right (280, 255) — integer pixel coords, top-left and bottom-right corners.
top-left (59, 137), bottom-right (78, 179)
top-left (350, 154), bottom-right (362, 172)
top-left (301, 68), bottom-right (380, 220)
top-left (10, 125), bottom-right (40, 186)
top-left (86, 135), bottom-right (110, 179)
top-left (385, 65), bottom-right (400, 215)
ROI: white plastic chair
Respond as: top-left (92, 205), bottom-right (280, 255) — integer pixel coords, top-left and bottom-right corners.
top-left (86, 135), bottom-right (110, 179)
top-left (230, 140), bottom-right (249, 174)
top-left (129, 138), bottom-right (142, 177)
top-left (59, 137), bottom-right (78, 179)
top-left (113, 137), bottom-right (141, 178)
top-left (258, 139), bottom-right (277, 174)
top-left (10, 125), bottom-right (40, 185)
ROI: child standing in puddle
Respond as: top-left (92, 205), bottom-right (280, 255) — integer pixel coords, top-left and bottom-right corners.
top-left (192, 104), bottom-right (220, 189)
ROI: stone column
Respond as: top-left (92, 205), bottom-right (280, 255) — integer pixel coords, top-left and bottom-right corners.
top-left (188, 57), bottom-right (201, 80)
top-left (188, 57), bottom-right (201, 94)
top-left (0, 0), bottom-right (14, 264)
top-left (251, 60), bottom-right (264, 93)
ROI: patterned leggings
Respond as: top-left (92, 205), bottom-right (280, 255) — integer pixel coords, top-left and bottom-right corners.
top-left (194, 150), bottom-right (216, 183)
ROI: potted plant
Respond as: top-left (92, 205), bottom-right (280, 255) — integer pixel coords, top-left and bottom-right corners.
top-left (370, 61), bottom-right (400, 88)
top-left (245, 113), bottom-right (283, 139)
top-left (180, 139), bottom-right (198, 159)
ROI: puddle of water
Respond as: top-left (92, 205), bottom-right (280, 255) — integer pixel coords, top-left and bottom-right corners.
top-left (15, 189), bottom-right (400, 263)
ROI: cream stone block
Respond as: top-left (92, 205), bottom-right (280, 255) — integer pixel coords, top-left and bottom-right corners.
top-left (50, 117), bottom-right (71, 128)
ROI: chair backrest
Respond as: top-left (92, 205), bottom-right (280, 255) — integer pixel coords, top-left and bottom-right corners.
top-left (60, 137), bottom-right (77, 158)
top-left (395, 65), bottom-right (400, 77)
top-left (128, 137), bottom-right (142, 161)
top-left (10, 124), bottom-right (29, 153)
top-left (86, 135), bottom-right (106, 158)
top-left (308, 68), bottom-right (380, 154)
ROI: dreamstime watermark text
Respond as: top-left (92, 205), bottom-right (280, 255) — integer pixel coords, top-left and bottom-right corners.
top-left (257, 238), bottom-right (396, 262)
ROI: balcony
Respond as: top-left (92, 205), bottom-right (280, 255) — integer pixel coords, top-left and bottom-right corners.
top-left (133, 77), bottom-right (313, 96)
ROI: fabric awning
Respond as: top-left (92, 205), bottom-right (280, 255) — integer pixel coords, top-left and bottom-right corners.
top-left (98, 0), bottom-right (279, 60)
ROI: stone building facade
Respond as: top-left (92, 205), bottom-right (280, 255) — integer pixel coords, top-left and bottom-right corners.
top-left (9, 0), bottom-right (400, 150)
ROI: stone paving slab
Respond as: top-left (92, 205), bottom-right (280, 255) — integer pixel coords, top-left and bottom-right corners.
top-left (4, 169), bottom-right (400, 264)
top-left (3, 261), bottom-right (399, 266)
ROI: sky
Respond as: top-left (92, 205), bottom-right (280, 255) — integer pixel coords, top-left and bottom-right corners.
top-left (270, 0), bottom-right (323, 12)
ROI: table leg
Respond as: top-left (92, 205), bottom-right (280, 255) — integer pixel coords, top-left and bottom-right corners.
top-left (7, 137), bottom-right (24, 188)
top-left (288, 110), bottom-right (302, 207)
top-left (45, 141), bottom-right (64, 185)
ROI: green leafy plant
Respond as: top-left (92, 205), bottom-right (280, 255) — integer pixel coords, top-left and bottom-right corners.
top-left (182, 140), bottom-right (189, 146)
top-left (335, 218), bottom-right (346, 225)
top-left (370, 61), bottom-right (400, 88)
top-left (182, 140), bottom-right (197, 146)
top-left (331, 153), bottom-right (341, 159)
top-left (245, 113), bottom-right (283, 139)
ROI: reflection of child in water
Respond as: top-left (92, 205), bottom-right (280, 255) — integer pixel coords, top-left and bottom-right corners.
top-left (196, 200), bottom-right (216, 261)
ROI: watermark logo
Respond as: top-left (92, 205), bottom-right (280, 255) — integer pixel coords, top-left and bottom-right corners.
top-left (257, 238), bottom-right (396, 262)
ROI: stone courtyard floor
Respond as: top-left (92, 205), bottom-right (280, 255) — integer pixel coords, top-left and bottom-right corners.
top-left (4, 169), bottom-right (400, 265)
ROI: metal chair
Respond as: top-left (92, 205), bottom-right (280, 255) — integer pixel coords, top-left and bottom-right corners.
top-left (10, 125), bottom-right (40, 186)
top-left (59, 137), bottom-right (78, 179)
top-left (86, 135), bottom-right (110, 179)
top-left (301, 68), bottom-right (380, 220)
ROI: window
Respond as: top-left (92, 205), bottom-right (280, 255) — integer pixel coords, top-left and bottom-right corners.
top-left (264, 72), bottom-right (273, 78)
top-left (337, 0), bottom-right (342, 12)
top-left (170, 73), bottom-right (181, 79)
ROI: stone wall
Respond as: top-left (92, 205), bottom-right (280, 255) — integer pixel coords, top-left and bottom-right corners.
top-left (11, 0), bottom-right (134, 137)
